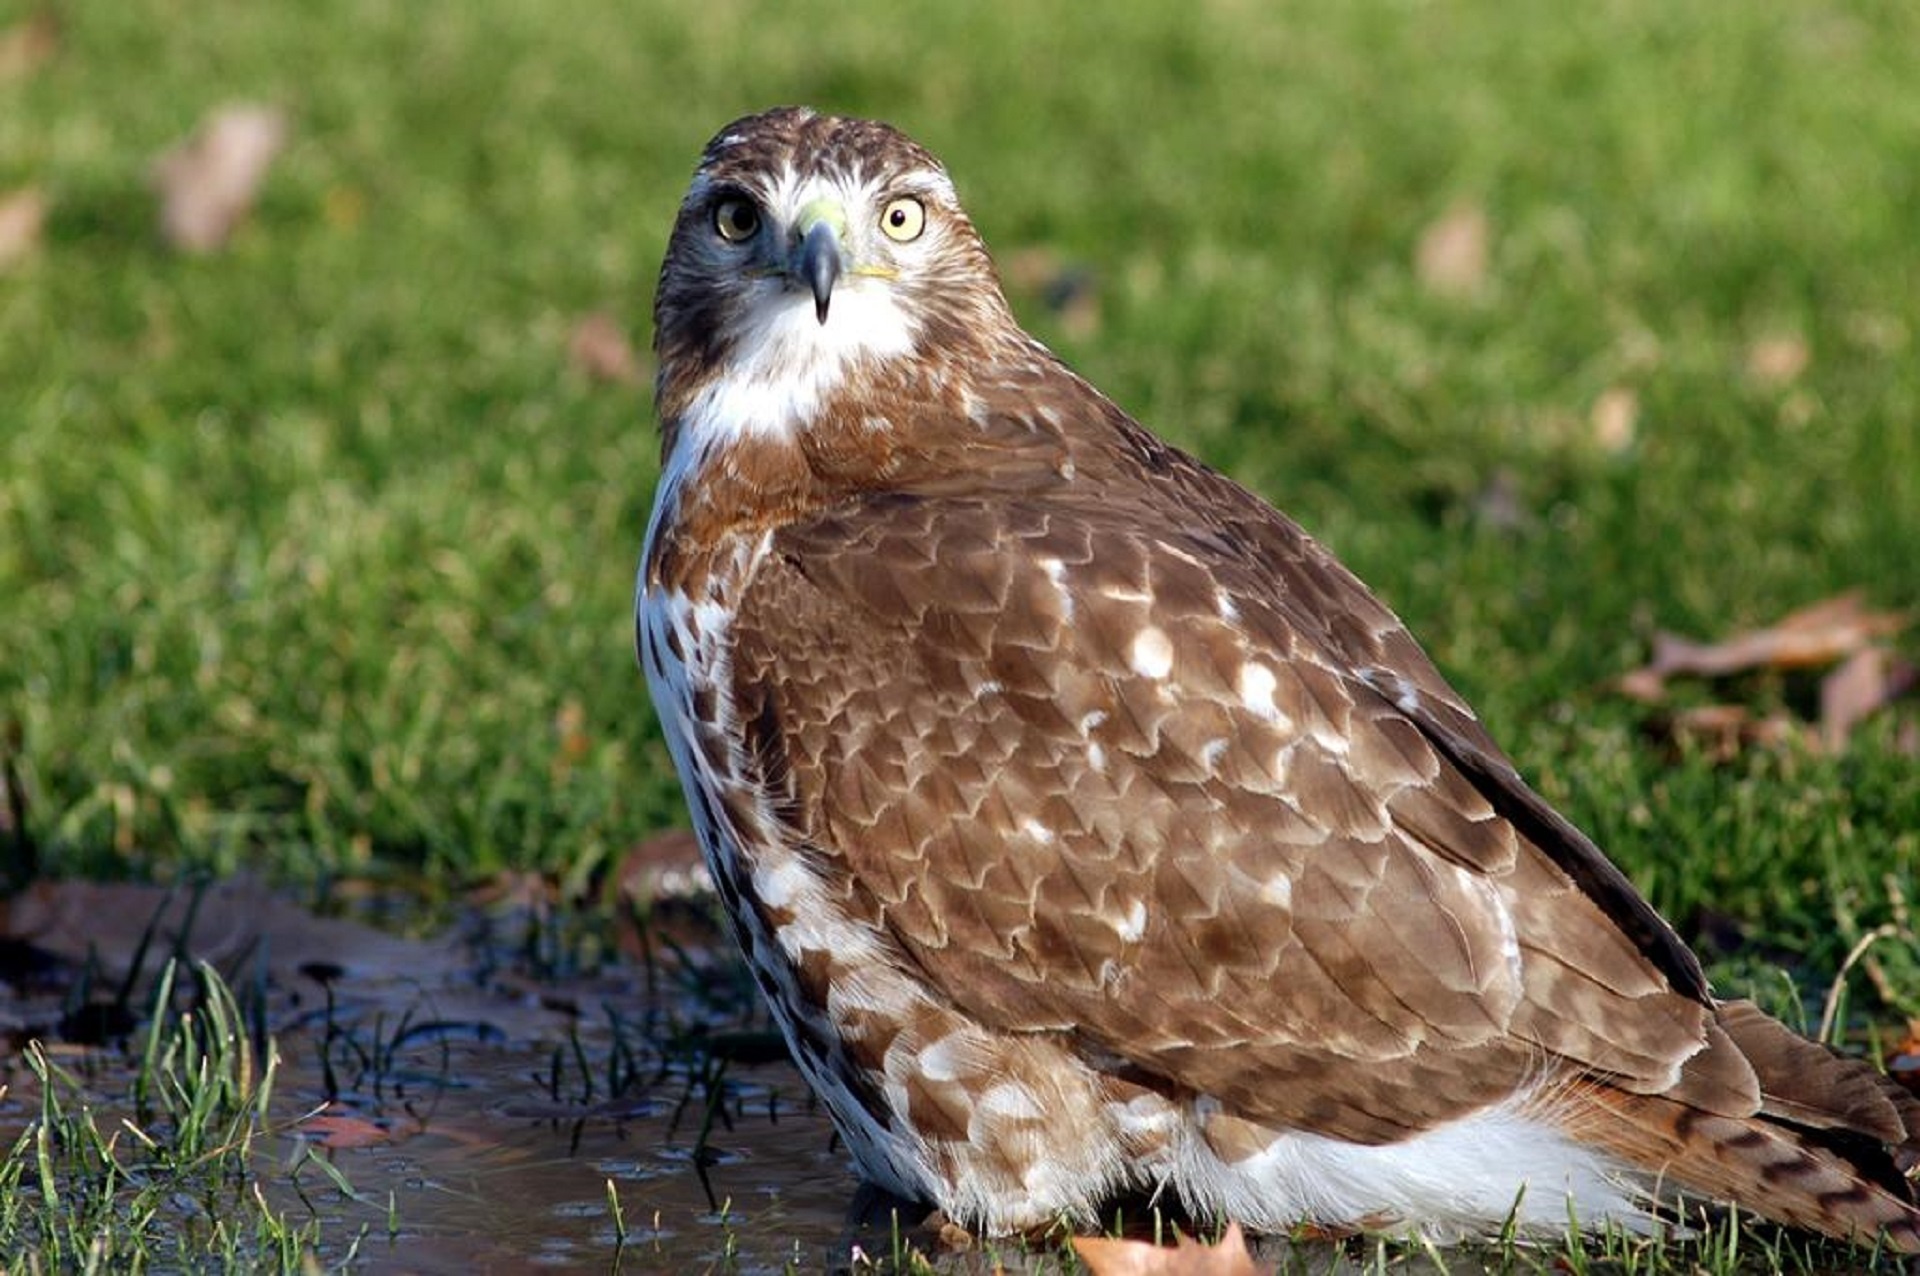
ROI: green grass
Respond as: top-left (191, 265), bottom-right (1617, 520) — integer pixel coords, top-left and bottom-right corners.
top-left (3, 0), bottom-right (1919, 1267)
top-left (0, 961), bottom-right (359, 1271)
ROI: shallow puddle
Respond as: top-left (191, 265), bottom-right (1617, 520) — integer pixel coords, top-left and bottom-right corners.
top-left (0, 875), bottom-right (1016, 1272)
top-left (265, 1037), bottom-right (875, 1272)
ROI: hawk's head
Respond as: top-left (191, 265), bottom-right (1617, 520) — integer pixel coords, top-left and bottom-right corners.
top-left (652, 107), bottom-right (1015, 441)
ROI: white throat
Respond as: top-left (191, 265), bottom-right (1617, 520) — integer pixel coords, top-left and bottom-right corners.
top-left (643, 282), bottom-right (916, 581)
top-left (682, 277), bottom-right (915, 452)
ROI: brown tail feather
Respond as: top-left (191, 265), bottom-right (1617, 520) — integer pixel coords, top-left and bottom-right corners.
top-left (1715, 999), bottom-right (1920, 1150)
top-left (1562, 999), bottom-right (1920, 1252)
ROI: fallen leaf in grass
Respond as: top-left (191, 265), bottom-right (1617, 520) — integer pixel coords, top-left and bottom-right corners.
top-left (1617, 591), bottom-right (1908, 701)
top-left (549, 695), bottom-right (591, 783)
top-left (606, 829), bottom-right (727, 971)
top-left (469, 868), bottom-right (562, 913)
top-left (1050, 272), bottom-right (1101, 340)
top-left (1414, 202), bottom-right (1489, 300)
top-left (2, 876), bottom-right (464, 990)
top-left (0, 9), bottom-right (58, 80)
top-left (1002, 245), bottom-right (1068, 294)
top-left (301, 1107), bottom-right (403, 1150)
top-left (1004, 246), bottom-right (1101, 339)
top-left (1612, 660), bottom-right (1674, 702)
top-left (612, 827), bottom-right (710, 905)
top-left (1615, 665), bottom-right (1667, 702)
top-left (1889, 1020), bottom-right (1920, 1096)
top-left (152, 104), bottom-right (288, 252)
top-left (1820, 646), bottom-right (1917, 751)
top-left (1662, 704), bottom-right (1803, 763)
top-left (1746, 333), bottom-right (1810, 388)
top-left (0, 187), bottom-right (46, 271)
top-left (1073, 1222), bottom-right (1266, 1275)
top-left (1589, 386), bottom-right (1638, 453)
top-left (568, 311), bottom-right (643, 385)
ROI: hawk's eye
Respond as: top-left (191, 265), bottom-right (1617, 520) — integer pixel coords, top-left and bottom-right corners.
top-left (712, 197), bottom-right (761, 243)
top-left (879, 197), bottom-right (925, 243)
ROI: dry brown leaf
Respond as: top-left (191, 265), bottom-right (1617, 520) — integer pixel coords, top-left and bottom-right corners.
top-left (0, 10), bottom-right (58, 80)
top-left (1415, 202), bottom-right (1489, 299)
top-left (1003, 246), bottom-right (1101, 339)
top-left (301, 1107), bottom-right (407, 1150)
top-left (605, 829), bottom-right (727, 970)
top-left (1052, 276), bottom-right (1101, 340)
top-left (468, 868), bottom-right (562, 912)
top-left (1746, 333), bottom-right (1810, 388)
top-left (152, 104), bottom-right (288, 252)
top-left (1002, 245), bottom-right (1066, 294)
top-left (2, 876), bottom-right (464, 989)
top-left (1664, 704), bottom-right (1803, 763)
top-left (0, 187), bottom-right (46, 271)
top-left (1889, 1019), bottom-right (1920, 1096)
top-left (549, 696), bottom-right (591, 783)
top-left (1615, 666), bottom-right (1667, 702)
top-left (1590, 386), bottom-right (1638, 453)
top-left (1617, 591), bottom-right (1908, 702)
top-left (612, 827), bottom-right (710, 905)
top-left (568, 310), bottom-right (644, 385)
top-left (1820, 646), bottom-right (1917, 751)
top-left (1073, 1223), bottom-right (1266, 1276)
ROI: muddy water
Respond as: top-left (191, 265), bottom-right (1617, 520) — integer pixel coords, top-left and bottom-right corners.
top-left (248, 900), bottom-right (960, 1272)
top-left (270, 1037), bottom-right (878, 1273)
top-left (0, 877), bottom-right (1021, 1272)
top-left (258, 1031), bottom-right (1376, 1274)
top-left (254, 1015), bottom-right (1428, 1274)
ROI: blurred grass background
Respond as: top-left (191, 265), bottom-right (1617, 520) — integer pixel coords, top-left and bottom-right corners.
top-left (2, 1), bottom-right (1916, 1006)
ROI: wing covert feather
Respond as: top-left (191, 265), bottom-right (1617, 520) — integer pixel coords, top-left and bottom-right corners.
top-left (730, 490), bottom-right (1719, 1142)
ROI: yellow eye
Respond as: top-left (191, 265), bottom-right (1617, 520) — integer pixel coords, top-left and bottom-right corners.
top-left (879, 197), bottom-right (925, 242)
top-left (712, 197), bottom-right (760, 243)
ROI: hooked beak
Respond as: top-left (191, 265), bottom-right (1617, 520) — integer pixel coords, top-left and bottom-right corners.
top-left (796, 220), bottom-right (841, 325)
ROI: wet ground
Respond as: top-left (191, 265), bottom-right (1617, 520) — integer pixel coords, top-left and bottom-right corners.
top-left (261, 1036), bottom-right (882, 1273)
top-left (0, 869), bottom-right (1063, 1272)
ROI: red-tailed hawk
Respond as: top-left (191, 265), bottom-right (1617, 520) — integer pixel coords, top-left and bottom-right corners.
top-left (637, 106), bottom-right (1920, 1248)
